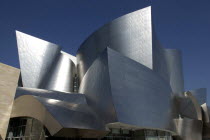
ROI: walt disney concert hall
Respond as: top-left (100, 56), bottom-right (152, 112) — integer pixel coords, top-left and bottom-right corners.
top-left (0, 6), bottom-right (209, 140)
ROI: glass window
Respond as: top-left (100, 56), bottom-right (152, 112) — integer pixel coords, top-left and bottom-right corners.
top-left (112, 129), bottom-right (121, 134)
top-left (122, 129), bottom-right (130, 135)
top-left (157, 131), bottom-right (166, 136)
top-left (145, 130), bottom-right (157, 136)
top-left (159, 136), bottom-right (167, 140)
top-left (146, 136), bottom-right (158, 140)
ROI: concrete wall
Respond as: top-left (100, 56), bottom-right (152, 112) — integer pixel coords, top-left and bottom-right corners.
top-left (0, 63), bottom-right (20, 139)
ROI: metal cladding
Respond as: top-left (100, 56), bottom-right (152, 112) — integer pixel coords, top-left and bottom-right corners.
top-left (189, 88), bottom-right (207, 105)
top-left (16, 31), bottom-right (76, 93)
top-left (164, 49), bottom-right (184, 94)
top-left (77, 6), bottom-right (184, 94)
top-left (174, 118), bottom-right (203, 140)
top-left (16, 31), bottom-right (61, 89)
top-left (175, 92), bottom-right (202, 120)
top-left (42, 51), bottom-right (76, 92)
top-left (152, 30), bottom-right (184, 94)
top-left (80, 48), bottom-right (173, 131)
top-left (79, 49), bottom-right (117, 124)
top-left (107, 48), bottom-right (173, 130)
top-left (15, 87), bottom-right (87, 104)
top-left (11, 93), bottom-right (106, 138)
top-left (77, 6), bottom-right (153, 82)
top-left (0, 5), bottom-right (208, 140)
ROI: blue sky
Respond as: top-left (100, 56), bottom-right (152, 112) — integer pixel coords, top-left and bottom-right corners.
top-left (0, 0), bottom-right (209, 95)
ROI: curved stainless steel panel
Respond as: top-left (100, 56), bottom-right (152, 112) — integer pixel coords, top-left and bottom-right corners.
top-left (43, 52), bottom-right (76, 92)
top-left (201, 103), bottom-right (210, 138)
top-left (201, 103), bottom-right (210, 123)
top-left (184, 91), bottom-right (202, 120)
top-left (11, 95), bottom-right (106, 138)
top-left (174, 92), bottom-right (202, 121)
top-left (189, 88), bottom-right (207, 105)
top-left (174, 118), bottom-right (202, 140)
top-left (11, 95), bottom-right (62, 135)
top-left (76, 7), bottom-right (184, 95)
top-left (79, 48), bottom-right (175, 132)
top-left (107, 48), bottom-right (174, 131)
top-left (16, 31), bottom-right (61, 88)
top-left (9, 5), bottom-right (206, 139)
top-left (61, 51), bottom-right (77, 65)
top-left (152, 32), bottom-right (185, 95)
top-left (164, 49), bottom-right (184, 94)
top-left (79, 49), bottom-right (117, 124)
top-left (16, 31), bottom-right (76, 93)
top-left (152, 30), bottom-right (170, 82)
top-left (15, 87), bottom-right (87, 104)
top-left (35, 96), bottom-right (104, 131)
top-left (153, 46), bottom-right (185, 95)
top-left (77, 6), bottom-right (152, 82)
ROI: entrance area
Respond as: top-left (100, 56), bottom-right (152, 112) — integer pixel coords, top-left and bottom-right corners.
top-left (6, 117), bottom-right (173, 140)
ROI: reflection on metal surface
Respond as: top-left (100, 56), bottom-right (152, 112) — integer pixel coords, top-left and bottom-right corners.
top-left (16, 31), bottom-right (61, 89)
top-left (164, 49), bottom-right (184, 94)
top-left (0, 5), bottom-right (208, 140)
top-left (16, 31), bottom-right (76, 93)
top-left (80, 48), bottom-right (174, 131)
top-left (202, 103), bottom-right (210, 123)
top-left (77, 6), bottom-right (153, 82)
top-left (202, 104), bottom-right (210, 139)
top-left (152, 31), bottom-right (184, 94)
top-left (79, 48), bottom-right (118, 124)
top-left (184, 91), bottom-right (202, 120)
top-left (47, 99), bottom-right (60, 104)
top-left (174, 92), bottom-right (202, 121)
top-left (11, 95), bottom-right (62, 135)
top-left (15, 87), bottom-right (87, 104)
top-left (42, 51), bottom-right (76, 92)
top-left (174, 118), bottom-right (203, 140)
top-left (11, 95), bottom-right (106, 138)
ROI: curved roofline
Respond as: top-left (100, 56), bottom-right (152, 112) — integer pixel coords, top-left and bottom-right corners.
top-left (77, 6), bottom-right (151, 54)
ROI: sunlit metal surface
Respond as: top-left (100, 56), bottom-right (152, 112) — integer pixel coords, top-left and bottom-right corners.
top-left (11, 95), bottom-right (63, 135)
top-left (16, 31), bottom-right (76, 93)
top-left (174, 92), bottom-right (202, 121)
top-left (152, 31), bottom-right (170, 82)
top-left (0, 5), bottom-right (207, 140)
top-left (16, 31), bottom-right (61, 88)
top-left (184, 91), bottom-right (202, 120)
top-left (174, 118), bottom-right (203, 140)
top-left (77, 6), bottom-right (152, 82)
top-left (42, 51), bottom-right (76, 92)
top-left (164, 49), bottom-right (184, 94)
top-left (202, 103), bottom-right (210, 123)
top-left (79, 48), bottom-right (174, 132)
top-left (61, 51), bottom-right (77, 65)
top-left (152, 34), bottom-right (184, 94)
top-left (107, 48), bottom-right (173, 130)
top-left (15, 87), bottom-right (87, 104)
top-left (201, 103), bottom-right (210, 139)
top-left (11, 95), bottom-right (106, 138)
top-left (79, 48), bottom-right (118, 124)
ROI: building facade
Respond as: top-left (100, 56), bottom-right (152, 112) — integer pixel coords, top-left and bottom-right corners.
top-left (0, 6), bottom-right (209, 140)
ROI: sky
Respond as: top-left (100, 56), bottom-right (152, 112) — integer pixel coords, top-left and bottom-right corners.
top-left (0, 0), bottom-right (209, 96)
